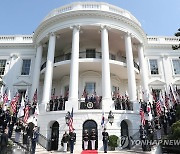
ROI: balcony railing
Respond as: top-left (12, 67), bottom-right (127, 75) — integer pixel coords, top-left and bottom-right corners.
top-left (40, 51), bottom-right (140, 71)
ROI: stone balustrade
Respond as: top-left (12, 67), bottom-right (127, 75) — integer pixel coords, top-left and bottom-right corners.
top-left (0, 35), bottom-right (33, 43)
top-left (42, 2), bottom-right (141, 26)
top-left (147, 36), bottom-right (180, 44)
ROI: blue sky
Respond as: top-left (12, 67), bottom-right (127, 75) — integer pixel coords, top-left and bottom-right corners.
top-left (0, 0), bottom-right (179, 36)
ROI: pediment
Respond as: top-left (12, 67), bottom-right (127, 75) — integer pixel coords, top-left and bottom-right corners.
top-left (149, 80), bottom-right (165, 85)
top-left (13, 80), bottom-right (31, 86)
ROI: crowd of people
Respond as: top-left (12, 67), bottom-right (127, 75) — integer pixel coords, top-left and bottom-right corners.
top-left (113, 95), bottom-right (132, 110)
top-left (139, 99), bottom-right (179, 151)
top-left (47, 95), bottom-right (67, 111)
top-left (0, 103), bottom-right (39, 154)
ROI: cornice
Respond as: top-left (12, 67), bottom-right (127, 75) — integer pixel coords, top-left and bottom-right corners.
top-left (0, 43), bottom-right (35, 49)
top-left (145, 44), bottom-right (175, 49)
top-left (33, 10), bottom-right (147, 44)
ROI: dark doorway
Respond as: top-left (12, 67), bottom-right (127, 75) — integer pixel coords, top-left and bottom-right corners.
top-left (83, 120), bottom-right (98, 150)
top-left (51, 121), bottom-right (59, 150)
top-left (121, 120), bottom-right (129, 149)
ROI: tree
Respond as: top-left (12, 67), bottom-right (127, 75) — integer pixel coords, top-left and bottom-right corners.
top-left (172, 28), bottom-right (180, 50)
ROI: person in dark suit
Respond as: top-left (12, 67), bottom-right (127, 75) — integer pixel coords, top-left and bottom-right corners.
top-left (0, 128), bottom-right (8, 154)
top-left (69, 130), bottom-right (76, 154)
top-left (31, 126), bottom-right (39, 154)
top-left (102, 128), bottom-right (109, 153)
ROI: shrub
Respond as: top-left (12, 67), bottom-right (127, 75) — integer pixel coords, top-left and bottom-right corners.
top-left (171, 120), bottom-right (180, 140)
top-left (108, 135), bottom-right (119, 150)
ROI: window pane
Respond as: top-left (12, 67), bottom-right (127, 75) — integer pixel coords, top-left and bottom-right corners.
top-left (85, 82), bottom-right (96, 95)
top-left (0, 60), bottom-right (6, 75)
top-left (149, 59), bottom-right (159, 74)
top-left (86, 49), bottom-right (95, 58)
top-left (172, 60), bottom-right (180, 74)
top-left (21, 59), bottom-right (31, 75)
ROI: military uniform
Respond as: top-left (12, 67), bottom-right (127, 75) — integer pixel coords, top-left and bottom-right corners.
top-left (155, 119), bottom-right (161, 140)
top-left (83, 130), bottom-right (89, 150)
top-left (102, 129), bottom-right (109, 153)
top-left (62, 132), bottom-right (69, 152)
top-left (90, 129), bottom-right (97, 150)
top-left (139, 126), bottom-right (147, 151)
top-left (69, 131), bottom-right (76, 154)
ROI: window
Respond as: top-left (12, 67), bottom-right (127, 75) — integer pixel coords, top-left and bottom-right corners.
top-left (18, 89), bottom-right (26, 103)
top-left (0, 60), bottom-right (6, 75)
top-left (21, 59), bottom-right (31, 75)
top-left (149, 59), bottom-right (159, 74)
top-left (64, 85), bottom-right (69, 97)
top-left (86, 49), bottom-right (96, 58)
top-left (152, 89), bottom-right (161, 101)
top-left (85, 82), bottom-right (96, 95)
top-left (172, 59), bottom-right (180, 75)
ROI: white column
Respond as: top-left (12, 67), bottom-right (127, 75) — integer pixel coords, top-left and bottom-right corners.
top-left (101, 26), bottom-right (113, 111)
top-left (41, 33), bottom-right (56, 112)
top-left (125, 33), bottom-right (137, 102)
top-left (31, 44), bottom-right (43, 101)
top-left (66, 26), bottom-right (80, 111)
top-left (138, 44), bottom-right (149, 101)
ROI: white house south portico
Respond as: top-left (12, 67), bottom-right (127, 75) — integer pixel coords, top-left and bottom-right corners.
top-left (0, 1), bottom-right (179, 153)
top-left (31, 2), bottom-right (148, 150)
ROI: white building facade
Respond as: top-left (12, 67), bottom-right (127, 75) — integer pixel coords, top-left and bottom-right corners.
top-left (0, 2), bottom-right (180, 152)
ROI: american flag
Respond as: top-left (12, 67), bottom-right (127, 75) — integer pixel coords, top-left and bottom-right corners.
top-left (24, 105), bottom-right (30, 123)
top-left (156, 100), bottom-right (162, 117)
top-left (101, 112), bottom-right (105, 128)
top-left (169, 85), bottom-right (176, 104)
top-left (3, 88), bottom-right (8, 104)
top-left (33, 89), bottom-right (37, 103)
top-left (164, 92), bottom-right (169, 110)
top-left (11, 93), bottom-right (19, 113)
top-left (139, 107), bottom-right (146, 126)
top-left (68, 108), bottom-right (74, 132)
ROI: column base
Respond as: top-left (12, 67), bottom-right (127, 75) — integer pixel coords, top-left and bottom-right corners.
top-left (65, 98), bottom-right (79, 111)
top-left (102, 98), bottom-right (114, 112)
top-left (39, 103), bottom-right (47, 114)
top-left (133, 100), bottom-right (140, 113)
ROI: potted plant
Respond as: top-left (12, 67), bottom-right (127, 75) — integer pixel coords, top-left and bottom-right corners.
top-left (108, 135), bottom-right (119, 150)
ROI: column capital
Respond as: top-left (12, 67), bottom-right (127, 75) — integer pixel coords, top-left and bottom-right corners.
top-left (46, 32), bottom-right (56, 38)
top-left (125, 32), bottom-right (132, 37)
top-left (35, 43), bottom-right (43, 48)
top-left (100, 25), bottom-right (111, 30)
top-left (70, 25), bottom-right (80, 31)
top-left (135, 43), bottom-right (144, 50)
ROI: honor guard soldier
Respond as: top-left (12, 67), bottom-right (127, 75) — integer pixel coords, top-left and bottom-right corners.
top-left (90, 129), bottom-right (97, 150)
top-left (102, 128), bottom-right (109, 153)
top-left (139, 125), bottom-right (147, 151)
top-left (83, 129), bottom-right (89, 150)
top-left (155, 118), bottom-right (161, 140)
top-left (147, 121), bottom-right (154, 141)
top-left (69, 130), bottom-right (76, 154)
top-left (62, 131), bottom-right (69, 152)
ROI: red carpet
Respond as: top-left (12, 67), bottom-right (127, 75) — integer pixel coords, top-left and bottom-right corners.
top-left (81, 150), bottom-right (98, 154)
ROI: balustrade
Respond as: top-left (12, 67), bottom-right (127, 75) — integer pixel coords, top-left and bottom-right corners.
top-left (40, 51), bottom-right (140, 71)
